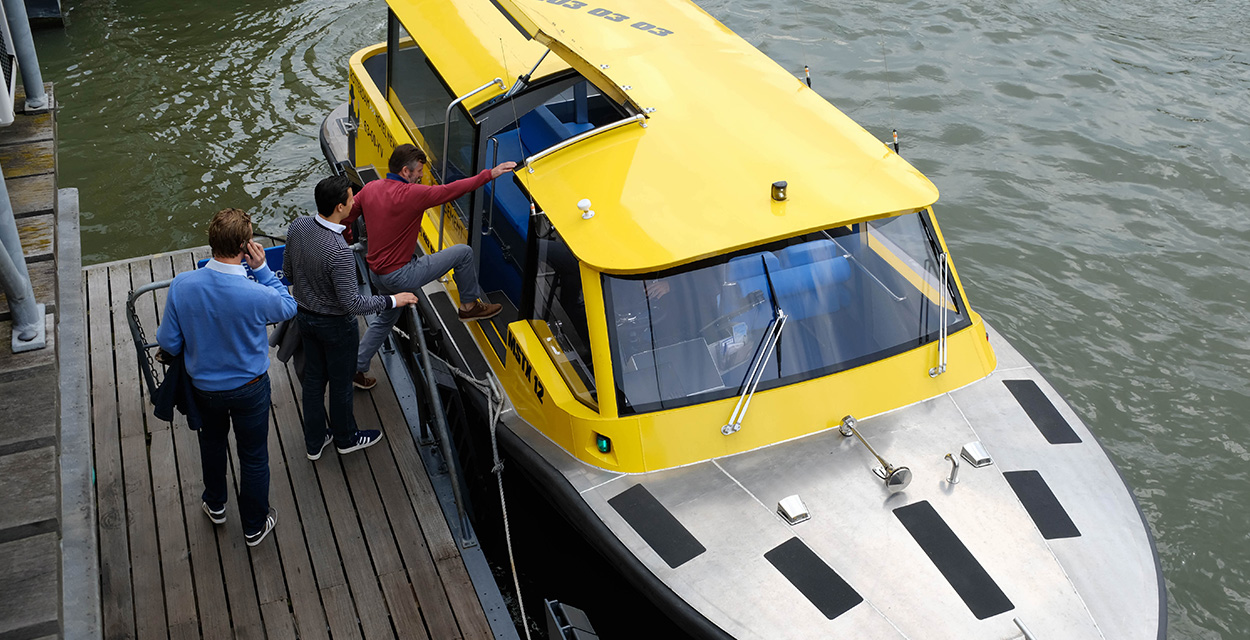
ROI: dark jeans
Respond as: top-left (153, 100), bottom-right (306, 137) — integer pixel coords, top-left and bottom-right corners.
top-left (194, 373), bottom-right (271, 535)
top-left (298, 311), bottom-right (359, 451)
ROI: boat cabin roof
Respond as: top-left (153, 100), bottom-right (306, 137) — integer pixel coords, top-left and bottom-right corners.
top-left (388, 0), bottom-right (571, 109)
top-left (391, 0), bottom-right (940, 274)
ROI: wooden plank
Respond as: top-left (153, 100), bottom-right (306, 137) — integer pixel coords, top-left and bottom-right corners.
top-left (360, 398), bottom-right (460, 640)
top-left (313, 454), bottom-right (397, 640)
top-left (0, 140), bottom-right (55, 179)
top-left (245, 428), bottom-right (298, 639)
top-left (160, 252), bottom-right (231, 640)
top-left (320, 583), bottom-right (365, 640)
top-left (16, 213), bottom-right (53, 260)
top-left (0, 362), bottom-right (56, 448)
top-left (163, 251), bottom-right (267, 640)
top-left (267, 357), bottom-right (363, 640)
top-left (86, 266), bottom-right (136, 640)
top-left (213, 458), bottom-right (267, 640)
top-left (7, 174), bottom-right (55, 217)
top-left (169, 404), bottom-right (232, 640)
top-left (133, 255), bottom-right (196, 635)
top-left (0, 446), bottom-right (58, 530)
top-left (369, 361), bottom-right (495, 640)
top-left (132, 255), bottom-right (201, 636)
top-left (0, 259), bottom-right (57, 320)
top-left (0, 533), bottom-right (59, 636)
top-left (284, 374), bottom-right (396, 640)
top-left (379, 571), bottom-right (431, 640)
top-left (254, 364), bottom-right (330, 640)
top-left (109, 262), bottom-right (169, 640)
top-left (149, 427), bottom-right (199, 634)
top-left (339, 416), bottom-right (404, 578)
top-left (261, 600), bottom-right (298, 639)
top-left (0, 109), bottom-right (54, 146)
top-left (169, 620), bottom-right (201, 640)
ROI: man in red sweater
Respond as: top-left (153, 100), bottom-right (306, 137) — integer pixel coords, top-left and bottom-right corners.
top-left (346, 143), bottom-right (516, 388)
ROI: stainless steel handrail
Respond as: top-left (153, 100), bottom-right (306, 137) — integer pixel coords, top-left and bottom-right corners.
top-left (438, 77), bottom-right (506, 251)
top-left (524, 113), bottom-right (648, 174)
top-left (929, 252), bottom-right (949, 377)
top-left (483, 136), bottom-right (499, 237)
top-left (722, 309), bottom-right (787, 435)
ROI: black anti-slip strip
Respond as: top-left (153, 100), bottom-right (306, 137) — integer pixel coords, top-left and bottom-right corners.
top-left (1004, 379), bottom-right (1082, 444)
top-left (894, 501), bottom-right (1014, 620)
top-left (484, 291), bottom-right (517, 363)
top-left (0, 518), bottom-right (58, 545)
top-left (1004, 470), bottom-right (1081, 540)
top-left (607, 484), bottom-right (706, 569)
top-left (0, 619), bottom-right (60, 640)
top-left (765, 537), bottom-right (863, 620)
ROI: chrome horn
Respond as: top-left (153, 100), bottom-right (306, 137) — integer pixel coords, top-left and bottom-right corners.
top-left (839, 415), bottom-right (912, 494)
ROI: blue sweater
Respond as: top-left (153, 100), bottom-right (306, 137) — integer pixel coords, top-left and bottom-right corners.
top-left (158, 259), bottom-right (297, 391)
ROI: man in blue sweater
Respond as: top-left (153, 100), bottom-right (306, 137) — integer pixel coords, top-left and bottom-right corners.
top-left (158, 208), bottom-right (297, 547)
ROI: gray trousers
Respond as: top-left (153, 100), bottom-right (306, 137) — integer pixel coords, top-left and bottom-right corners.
top-left (356, 244), bottom-right (483, 373)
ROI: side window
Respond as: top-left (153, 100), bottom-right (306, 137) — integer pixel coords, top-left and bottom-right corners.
top-left (530, 215), bottom-right (596, 410)
top-left (386, 14), bottom-right (476, 218)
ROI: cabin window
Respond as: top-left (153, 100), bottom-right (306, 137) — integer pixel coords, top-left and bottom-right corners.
top-left (603, 210), bottom-right (970, 415)
top-left (528, 215), bottom-right (596, 410)
top-left (386, 14), bottom-right (476, 216)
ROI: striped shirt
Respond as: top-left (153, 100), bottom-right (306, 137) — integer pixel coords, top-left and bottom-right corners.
top-left (285, 215), bottom-right (393, 316)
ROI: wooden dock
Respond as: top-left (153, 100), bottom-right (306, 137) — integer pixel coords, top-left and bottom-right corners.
top-left (84, 246), bottom-right (498, 640)
top-left (0, 82), bottom-right (68, 640)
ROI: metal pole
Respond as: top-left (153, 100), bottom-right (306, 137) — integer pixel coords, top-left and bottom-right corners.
top-left (0, 162), bottom-right (45, 351)
top-left (409, 304), bottom-right (476, 548)
top-left (1, 0), bottom-right (47, 110)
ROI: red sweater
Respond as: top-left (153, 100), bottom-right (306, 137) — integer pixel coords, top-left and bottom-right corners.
top-left (346, 170), bottom-right (494, 275)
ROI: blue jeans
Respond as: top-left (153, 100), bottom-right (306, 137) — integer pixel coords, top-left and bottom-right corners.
top-left (195, 373), bottom-right (271, 536)
top-left (298, 311), bottom-right (359, 450)
top-left (356, 244), bottom-right (482, 374)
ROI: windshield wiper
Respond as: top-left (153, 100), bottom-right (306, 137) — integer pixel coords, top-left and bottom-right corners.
top-left (721, 308), bottom-right (787, 436)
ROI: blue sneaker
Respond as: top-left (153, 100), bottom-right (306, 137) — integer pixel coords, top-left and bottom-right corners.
top-left (307, 433), bottom-right (334, 461)
top-left (202, 501), bottom-right (226, 525)
top-left (245, 508), bottom-right (277, 548)
top-left (336, 429), bottom-right (383, 455)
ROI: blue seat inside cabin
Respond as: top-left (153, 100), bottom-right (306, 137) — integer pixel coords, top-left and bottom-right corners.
top-left (724, 240), bottom-right (852, 329)
top-left (483, 106), bottom-right (595, 242)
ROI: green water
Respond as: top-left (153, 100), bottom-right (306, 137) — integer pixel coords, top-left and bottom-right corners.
top-left (34, 0), bottom-right (1250, 636)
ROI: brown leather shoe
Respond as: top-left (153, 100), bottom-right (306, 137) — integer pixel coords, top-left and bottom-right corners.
top-left (458, 300), bottom-right (503, 321)
top-left (352, 371), bottom-right (377, 390)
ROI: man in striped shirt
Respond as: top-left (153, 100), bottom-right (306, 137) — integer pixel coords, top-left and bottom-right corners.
top-left (285, 175), bottom-right (419, 461)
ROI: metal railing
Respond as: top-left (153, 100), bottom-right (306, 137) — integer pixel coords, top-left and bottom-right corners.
top-left (438, 77), bottom-right (505, 251)
top-left (524, 113), bottom-right (647, 173)
top-left (126, 279), bottom-right (173, 399)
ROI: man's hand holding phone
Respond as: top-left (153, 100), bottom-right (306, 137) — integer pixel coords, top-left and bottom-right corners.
top-left (242, 240), bottom-right (266, 270)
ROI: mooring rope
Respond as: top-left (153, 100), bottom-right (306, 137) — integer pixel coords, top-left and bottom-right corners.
top-left (389, 323), bottom-right (534, 637)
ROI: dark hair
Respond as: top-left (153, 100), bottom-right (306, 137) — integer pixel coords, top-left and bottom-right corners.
top-left (207, 208), bottom-right (252, 258)
top-left (315, 175), bottom-right (353, 217)
top-left (388, 144), bottom-right (427, 175)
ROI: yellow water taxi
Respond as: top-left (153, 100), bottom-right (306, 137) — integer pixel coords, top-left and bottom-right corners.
top-left (320, 0), bottom-right (1166, 637)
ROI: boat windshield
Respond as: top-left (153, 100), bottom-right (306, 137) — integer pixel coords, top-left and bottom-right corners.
top-left (603, 210), bottom-right (970, 415)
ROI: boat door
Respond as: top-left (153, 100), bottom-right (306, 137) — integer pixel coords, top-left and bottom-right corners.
top-left (468, 71), bottom-right (629, 307)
